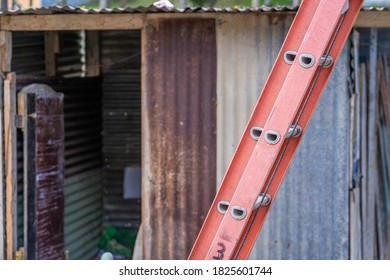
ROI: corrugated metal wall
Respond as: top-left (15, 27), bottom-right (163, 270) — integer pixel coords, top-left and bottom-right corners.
top-left (143, 19), bottom-right (217, 260)
top-left (60, 78), bottom-right (103, 260)
top-left (52, 34), bottom-right (102, 260)
top-left (12, 31), bottom-right (46, 248)
top-left (216, 14), bottom-right (294, 186)
top-left (12, 31), bottom-right (84, 78)
top-left (357, 28), bottom-right (390, 259)
top-left (12, 32), bottom-right (46, 76)
top-left (216, 14), bottom-right (351, 259)
top-left (100, 30), bottom-right (142, 231)
top-left (57, 31), bottom-right (85, 78)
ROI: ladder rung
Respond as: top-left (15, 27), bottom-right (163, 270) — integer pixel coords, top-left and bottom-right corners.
top-left (284, 50), bottom-right (334, 68)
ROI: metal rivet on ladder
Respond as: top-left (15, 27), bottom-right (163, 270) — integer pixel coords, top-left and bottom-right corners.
top-left (250, 126), bottom-right (263, 141)
top-left (299, 54), bottom-right (315, 68)
top-left (319, 56), bottom-right (334, 68)
top-left (231, 206), bottom-right (247, 220)
top-left (284, 51), bottom-right (297, 65)
top-left (285, 125), bottom-right (302, 138)
top-left (253, 194), bottom-right (272, 209)
top-left (265, 130), bottom-right (281, 145)
top-left (217, 201), bottom-right (230, 215)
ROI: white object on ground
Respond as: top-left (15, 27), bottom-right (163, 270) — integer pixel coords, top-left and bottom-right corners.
top-left (153, 0), bottom-right (175, 10)
top-left (101, 252), bottom-right (114, 260)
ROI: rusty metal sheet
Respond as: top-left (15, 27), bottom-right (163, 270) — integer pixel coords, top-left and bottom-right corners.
top-left (143, 18), bottom-right (216, 260)
top-left (19, 84), bottom-right (65, 260)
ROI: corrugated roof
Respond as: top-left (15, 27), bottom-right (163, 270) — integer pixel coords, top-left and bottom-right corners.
top-left (1, 5), bottom-right (389, 16)
top-left (1, 5), bottom-right (298, 15)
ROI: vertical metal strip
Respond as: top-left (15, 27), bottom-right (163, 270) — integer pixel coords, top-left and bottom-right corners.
top-left (0, 76), bottom-right (4, 260)
top-left (349, 29), bottom-right (362, 260)
top-left (365, 28), bottom-right (378, 260)
top-left (360, 62), bottom-right (368, 259)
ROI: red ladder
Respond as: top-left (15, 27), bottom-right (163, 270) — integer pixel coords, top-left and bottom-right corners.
top-left (189, 0), bottom-right (363, 260)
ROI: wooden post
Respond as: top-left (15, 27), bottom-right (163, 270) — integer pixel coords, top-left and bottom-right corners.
top-left (4, 72), bottom-right (16, 260)
top-left (0, 31), bottom-right (12, 72)
top-left (85, 31), bottom-right (100, 77)
top-left (1, 30), bottom-right (13, 260)
top-left (0, 76), bottom-right (4, 260)
top-left (44, 31), bottom-right (60, 77)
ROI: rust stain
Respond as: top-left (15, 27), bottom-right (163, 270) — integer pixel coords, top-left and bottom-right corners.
top-left (143, 18), bottom-right (217, 260)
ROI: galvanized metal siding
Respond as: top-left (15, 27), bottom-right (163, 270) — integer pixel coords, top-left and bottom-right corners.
top-left (216, 14), bottom-right (294, 187)
top-left (12, 32), bottom-right (46, 76)
top-left (216, 14), bottom-right (350, 259)
top-left (12, 32), bottom-right (46, 249)
top-left (60, 78), bottom-right (103, 260)
top-left (12, 31), bottom-right (84, 78)
top-left (253, 46), bottom-right (350, 260)
top-left (64, 169), bottom-right (102, 259)
top-left (143, 19), bottom-right (217, 259)
top-left (57, 31), bottom-right (84, 78)
top-left (100, 30), bottom-right (142, 230)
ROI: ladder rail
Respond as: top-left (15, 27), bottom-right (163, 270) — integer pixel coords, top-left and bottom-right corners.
top-left (204, 0), bottom-right (348, 260)
top-left (234, 0), bottom-right (363, 260)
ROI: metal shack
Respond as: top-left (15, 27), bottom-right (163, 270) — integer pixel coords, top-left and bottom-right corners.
top-left (0, 5), bottom-right (389, 260)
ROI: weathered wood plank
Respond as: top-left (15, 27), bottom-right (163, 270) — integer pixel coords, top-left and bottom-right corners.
top-left (0, 30), bottom-right (11, 261)
top-left (0, 31), bottom-right (11, 72)
top-left (4, 72), bottom-right (17, 260)
top-left (0, 76), bottom-right (4, 260)
top-left (19, 84), bottom-right (65, 259)
top-left (85, 31), bottom-right (100, 77)
top-left (0, 14), bottom-right (145, 31)
top-left (0, 10), bottom-right (387, 31)
top-left (44, 31), bottom-right (60, 77)
top-left (354, 11), bottom-right (390, 28)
